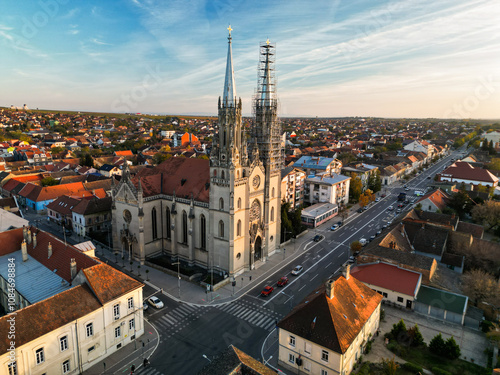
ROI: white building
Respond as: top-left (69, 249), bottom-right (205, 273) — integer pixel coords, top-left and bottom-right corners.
top-left (304, 174), bottom-right (351, 207)
top-left (0, 226), bottom-right (144, 375)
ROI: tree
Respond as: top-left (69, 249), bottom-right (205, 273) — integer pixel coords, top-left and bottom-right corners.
top-left (41, 176), bottom-right (58, 187)
top-left (368, 170), bottom-right (382, 193)
top-left (486, 158), bottom-right (500, 171)
top-left (444, 336), bottom-right (461, 359)
top-left (408, 324), bottom-right (425, 347)
top-left (350, 241), bottom-right (362, 254)
top-left (471, 201), bottom-right (500, 231)
top-left (358, 193), bottom-right (369, 208)
top-left (461, 269), bottom-right (499, 306)
top-left (80, 153), bottom-right (94, 167)
top-left (349, 173), bottom-right (363, 202)
top-left (429, 333), bottom-right (446, 356)
top-left (381, 356), bottom-right (399, 375)
top-left (447, 190), bottom-right (473, 219)
top-left (152, 153), bottom-right (168, 165)
top-left (390, 319), bottom-right (408, 344)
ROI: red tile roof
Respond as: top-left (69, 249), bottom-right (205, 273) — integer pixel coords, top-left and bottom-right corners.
top-left (350, 262), bottom-right (421, 296)
top-left (135, 157), bottom-right (210, 202)
top-left (417, 189), bottom-right (449, 211)
top-left (46, 195), bottom-right (81, 216)
top-left (439, 161), bottom-right (498, 184)
top-left (19, 181), bottom-right (86, 202)
top-left (278, 275), bottom-right (383, 354)
top-left (114, 150), bottom-right (134, 156)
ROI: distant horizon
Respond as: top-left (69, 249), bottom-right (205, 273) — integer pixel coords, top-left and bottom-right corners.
top-left (1, 0), bottom-right (499, 119)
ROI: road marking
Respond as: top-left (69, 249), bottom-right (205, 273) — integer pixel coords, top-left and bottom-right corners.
top-left (326, 262), bottom-right (332, 268)
top-left (310, 274), bottom-right (319, 281)
top-left (298, 284), bottom-right (307, 292)
top-left (337, 253), bottom-right (343, 258)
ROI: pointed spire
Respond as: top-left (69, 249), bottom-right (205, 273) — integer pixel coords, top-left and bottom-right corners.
top-left (223, 25), bottom-right (236, 106)
top-left (261, 41), bottom-right (272, 105)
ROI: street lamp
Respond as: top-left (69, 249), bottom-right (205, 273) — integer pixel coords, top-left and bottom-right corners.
top-left (202, 354), bottom-right (212, 363)
top-left (263, 355), bottom-right (273, 366)
top-left (172, 261), bottom-right (181, 298)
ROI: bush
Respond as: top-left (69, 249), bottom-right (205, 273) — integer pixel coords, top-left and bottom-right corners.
top-left (380, 308), bottom-right (385, 321)
top-left (408, 324), bottom-right (425, 347)
top-left (402, 362), bottom-right (423, 373)
top-left (391, 319), bottom-right (408, 344)
top-left (429, 333), bottom-right (446, 356)
top-left (431, 367), bottom-right (452, 375)
top-left (364, 340), bottom-right (372, 354)
top-left (444, 336), bottom-right (461, 360)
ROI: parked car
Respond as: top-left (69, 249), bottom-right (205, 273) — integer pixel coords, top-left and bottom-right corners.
top-left (277, 276), bottom-right (288, 287)
top-left (396, 209), bottom-right (401, 213)
top-left (388, 205), bottom-right (394, 211)
top-left (381, 194), bottom-right (386, 197)
top-left (348, 256), bottom-right (356, 263)
top-left (261, 286), bottom-right (274, 297)
top-left (359, 238), bottom-right (367, 246)
top-left (376, 229), bottom-right (382, 235)
top-left (291, 265), bottom-right (303, 275)
top-left (357, 208), bottom-right (364, 213)
top-left (370, 235), bottom-right (376, 241)
top-left (337, 221), bottom-right (343, 227)
top-left (330, 224), bottom-right (338, 231)
top-left (353, 251), bottom-right (360, 257)
top-left (148, 296), bottom-right (164, 309)
top-left (375, 197), bottom-right (380, 202)
top-left (313, 235), bottom-right (322, 242)
top-left (143, 302), bottom-right (149, 311)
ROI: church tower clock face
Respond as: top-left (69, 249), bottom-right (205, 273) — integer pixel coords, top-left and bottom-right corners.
top-left (250, 199), bottom-right (261, 221)
top-left (252, 175), bottom-right (260, 189)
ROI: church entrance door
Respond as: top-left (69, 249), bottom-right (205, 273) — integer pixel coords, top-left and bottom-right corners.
top-left (254, 236), bottom-right (262, 262)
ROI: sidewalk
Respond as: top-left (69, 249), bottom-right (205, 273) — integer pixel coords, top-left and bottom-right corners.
top-left (83, 320), bottom-right (160, 375)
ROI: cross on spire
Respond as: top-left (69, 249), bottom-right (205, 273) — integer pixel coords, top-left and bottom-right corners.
top-left (227, 25), bottom-right (232, 37)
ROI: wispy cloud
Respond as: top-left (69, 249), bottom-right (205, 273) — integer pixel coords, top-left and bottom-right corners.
top-left (60, 8), bottom-right (79, 19)
top-left (91, 38), bottom-right (112, 46)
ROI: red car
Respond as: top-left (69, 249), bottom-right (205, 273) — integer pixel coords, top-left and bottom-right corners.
top-left (261, 286), bottom-right (274, 297)
top-left (277, 276), bottom-right (288, 287)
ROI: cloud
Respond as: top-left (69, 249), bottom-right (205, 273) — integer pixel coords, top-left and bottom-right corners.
top-left (91, 38), bottom-right (112, 45)
top-left (60, 8), bottom-right (79, 19)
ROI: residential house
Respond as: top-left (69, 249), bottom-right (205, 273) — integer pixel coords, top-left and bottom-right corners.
top-left (278, 266), bottom-right (383, 375)
top-left (99, 164), bottom-right (122, 178)
top-left (72, 197), bottom-right (113, 237)
top-left (341, 163), bottom-right (378, 191)
top-left (304, 174), bottom-right (351, 207)
top-left (437, 161), bottom-right (498, 189)
top-left (293, 155), bottom-right (342, 176)
top-left (404, 140), bottom-right (434, 157)
top-left (46, 195), bottom-right (81, 228)
top-left (281, 167), bottom-right (307, 209)
top-left (0, 226), bottom-right (144, 375)
top-left (19, 182), bottom-right (86, 213)
top-left (416, 189), bottom-right (450, 213)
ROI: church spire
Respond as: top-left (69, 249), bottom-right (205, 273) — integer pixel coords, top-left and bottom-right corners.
top-left (260, 39), bottom-right (273, 105)
top-left (223, 25), bottom-right (236, 106)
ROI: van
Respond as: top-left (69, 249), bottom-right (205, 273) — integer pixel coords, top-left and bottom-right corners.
top-left (414, 191), bottom-right (424, 196)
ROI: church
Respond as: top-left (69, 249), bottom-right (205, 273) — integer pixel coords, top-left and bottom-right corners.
top-left (111, 28), bottom-right (284, 277)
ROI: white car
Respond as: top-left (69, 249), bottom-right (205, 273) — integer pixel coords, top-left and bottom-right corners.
top-left (375, 197), bottom-right (380, 202)
top-left (330, 224), bottom-right (338, 231)
top-left (148, 296), bottom-right (164, 309)
top-left (388, 205), bottom-right (394, 211)
top-left (291, 265), bottom-right (303, 275)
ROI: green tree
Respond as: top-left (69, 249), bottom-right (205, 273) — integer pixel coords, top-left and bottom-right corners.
top-left (471, 201), bottom-right (500, 231)
top-left (408, 324), bottom-right (425, 347)
top-left (446, 190), bottom-right (473, 219)
top-left (390, 319), bottom-right (408, 344)
top-left (461, 269), bottom-right (499, 307)
top-left (429, 333), bottom-right (446, 356)
top-left (486, 158), bottom-right (500, 171)
top-left (152, 153), bottom-right (168, 165)
top-left (280, 202), bottom-right (293, 242)
top-left (444, 336), bottom-right (461, 360)
top-left (349, 173), bottom-right (363, 202)
top-left (381, 356), bottom-right (399, 375)
top-left (41, 176), bottom-right (58, 187)
top-left (80, 153), bottom-right (94, 167)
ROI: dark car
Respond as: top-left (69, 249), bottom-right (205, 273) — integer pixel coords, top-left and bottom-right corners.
top-left (64, 228), bottom-right (72, 236)
top-left (357, 208), bottom-right (364, 213)
top-left (261, 286), bottom-right (274, 297)
top-left (313, 235), bottom-right (322, 242)
top-left (337, 221), bottom-right (343, 227)
top-left (277, 276), bottom-right (288, 287)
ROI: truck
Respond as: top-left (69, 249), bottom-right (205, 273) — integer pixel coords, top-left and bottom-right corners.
top-left (398, 192), bottom-right (407, 201)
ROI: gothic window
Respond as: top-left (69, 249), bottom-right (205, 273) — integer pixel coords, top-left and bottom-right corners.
top-left (123, 209), bottom-right (132, 224)
top-left (151, 207), bottom-right (157, 240)
top-left (213, 169), bottom-right (217, 177)
top-left (237, 198), bottom-right (241, 209)
top-left (182, 211), bottom-right (188, 244)
top-left (223, 131), bottom-right (226, 147)
top-left (219, 198), bottom-right (224, 210)
top-left (272, 187), bottom-right (275, 197)
top-left (221, 170), bottom-right (225, 179)
top-left (237, 220), bottom-right (241, 237)
top-left (271, 207), bottom-right (274, 222)
top-left (237, 171), bottom-right (240, 178)
top-left (250, 199), bottom-right (261, 222)
top-left (200, 214), bottom-right (206, 249)
top-left (219, 220), bottom-right (224, 238)
top-left (166, 207), bottom-right (171, 239)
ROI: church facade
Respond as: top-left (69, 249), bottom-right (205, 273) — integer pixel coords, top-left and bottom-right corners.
top-left (111, 29), bottom-right (283, 276)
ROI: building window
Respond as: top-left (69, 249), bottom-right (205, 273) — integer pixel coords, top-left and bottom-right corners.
top-left (128, 297), bottom-right (134, 309)
top-left (62, 360), bottom-right (70, 374)
top-left (304, 342), bottom-right (312, 354)
top-left (166, 207), bottom-right (171, 239)
top-left (113, 304), bottom-right (120, 320)
top-left (271, 207), bottom-right (274, 222)
top-left (272, 187), bottom-right (275, 197)
top-left (219, 220), bottom-right (224, 238)
top-left (321, 370), bottom-right (328, 375)
top-left (383, 292), bottom-right (388, 298)
top-left (115, 326), bottom-right (121, 338)
top-left (129, 318), bottom-right (135, 330)
top-left (88, 346), bottom-right (95, 353)
top-left (60, 336), bottom-right (68, 352)
top-left (397, 296), bottom-right (404, 303)
top-left (304, 361), bottom-right (311, 371)
top-left (321, 350), bottom-right (329, 362)
top-left (86, 322), bottom-right (93, 337)
top-left (289, 335), bottom-right (295, 347)
top-left (221, 170), bottom-right (225, 179)
top-left (182, 211), bottom-right (188, 244)
top-left (219, 198), bottom-right (224, 210)
top-left (237, 198), bottom-right (241, 209)
top-left (35, 348), bottom-right (44, 364)
top-left (200, 214), bottom-right (206, 249)
top-left (237, 220), bottom-right (241, 237)
top-left (8, 362), bottom-right (17, 375)
top-left (151, 207), bottom-right (158, 240)
top-left (88, 218), bottom-right (92, 224)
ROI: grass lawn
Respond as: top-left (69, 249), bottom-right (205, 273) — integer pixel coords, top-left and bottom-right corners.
top-left (388, 341), bottom-right (490, 375)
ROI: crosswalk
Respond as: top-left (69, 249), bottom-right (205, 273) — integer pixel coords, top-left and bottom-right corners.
top-left (216, 300), bottom-right (282, 331)
top-left (135, 366), bottom-right (165, 375)
top-left (153, 303), bottom-right (205, 334)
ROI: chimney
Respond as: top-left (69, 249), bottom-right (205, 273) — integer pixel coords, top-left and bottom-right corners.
top-left (326, 279), bottom-right (335, 299)
top-left (21, 240), bottom-right (28, 262)
top-left (70, 258), bottom-right (77, 280)
top-left (343, 264), bottom-right (351, 280)
top-left (26, 228), bottom-right (32, 244)
top-left (48, 242), bottom-right (52, 258)
top-left (23, 225), bottom-right (28, 241)
top-left (33, 232), bottom-right (37, 248)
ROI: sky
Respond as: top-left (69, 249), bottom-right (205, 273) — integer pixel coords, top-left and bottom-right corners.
top-left (0, 0), bottom-right (499, 119)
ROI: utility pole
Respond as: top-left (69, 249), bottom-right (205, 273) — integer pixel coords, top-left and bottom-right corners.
top-left (172, 261), bottom-right (181, 299)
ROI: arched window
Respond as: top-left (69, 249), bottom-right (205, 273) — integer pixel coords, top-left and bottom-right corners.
top-left (237, 220), bottom-right (241, 237)
top-left (237, 198), bottom-right (241, 209)
top-left (271, 207), bottom-right (274, 222)
top-left (213, 169), bottom-right (217, 177)
top-left (221, 170), bottom-right (225, 179)
top-left (166, 207), bottom-right (171, 239)
top-left (272, 187), bottom-right (275, 197)
top-left (237, 171), bottom-right (240, 178)
top-left (151, 207), bottom-right (157, 240)
top-left (200, 214), bottom-right (206, 249)
top-left (219, 198), bottom-right (224, 210)
top-left (182, 211), bottom-right (188, 244)
top-left (219, 220), bottom-right (224, 238)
